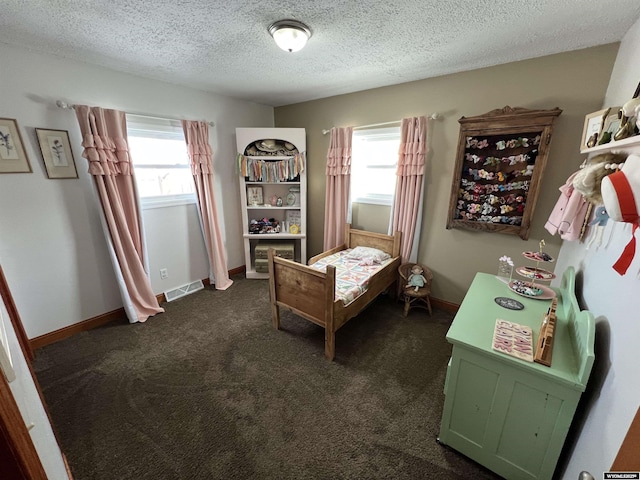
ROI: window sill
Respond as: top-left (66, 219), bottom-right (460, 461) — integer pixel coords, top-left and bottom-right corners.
top-left (140, 194), bottom-right (197, 210)
top-left (352, 197), bottom-right (393, 207)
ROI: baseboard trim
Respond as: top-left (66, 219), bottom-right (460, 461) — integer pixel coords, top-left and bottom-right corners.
top-left (63, 453), bottom-right (74, 480)
top-left (431, 297), bottom-right (460, 314)
top-left (31, 268), bottom-right (247, 350)
top-left (229, 265), bottom-right (245, 276)
top-left (32, 266), bottom-right (451, 350)
top-left (30, 308), bottom-right (128, 350)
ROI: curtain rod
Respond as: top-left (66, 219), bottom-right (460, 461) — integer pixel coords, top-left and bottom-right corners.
top-left (321, 113), bottom-right (440, 135)
top-left (55, 100), bottom-right (215, 127)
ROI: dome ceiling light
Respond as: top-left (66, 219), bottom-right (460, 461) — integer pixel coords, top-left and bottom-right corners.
top-left (268, 19), bottom-right (311, 53)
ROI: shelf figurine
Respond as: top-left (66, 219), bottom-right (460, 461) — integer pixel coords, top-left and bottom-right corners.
top-left (614, 97), bottom-right (640, 141)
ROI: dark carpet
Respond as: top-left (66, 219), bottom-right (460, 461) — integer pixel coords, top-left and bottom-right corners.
top-left (33, 275), bottom-right (501, 480)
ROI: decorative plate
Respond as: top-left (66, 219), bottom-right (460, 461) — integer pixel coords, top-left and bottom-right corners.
top-left (494, 297), bottom-right (524, 310)
top-left (522, 251), bottom-right (555, 262)
top-left (286, 192), bottom-right (296, 205)
top-left (508, 280), bottom-right (556, 300)
top-left (516, 266), bottom-right (556, 282)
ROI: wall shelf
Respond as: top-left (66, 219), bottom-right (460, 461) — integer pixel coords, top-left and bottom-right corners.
top-left (247, 206), bottom-right (301, 210)
top-left (243, 234), bottom-right (306, 239)
top-left (580, 134), bottom-right (640, 155)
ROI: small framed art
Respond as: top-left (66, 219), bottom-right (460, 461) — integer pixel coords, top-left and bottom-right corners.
top-left (35, 128), bottom-right (78, 179)
top-left (247, 186), bottom-right (263, 206)
top-left (0, 118), bottom-right (32, 174)
top-left (581, 109), bottom-right (608, 150)
top-left (580, 107), bottom-right (621, 151)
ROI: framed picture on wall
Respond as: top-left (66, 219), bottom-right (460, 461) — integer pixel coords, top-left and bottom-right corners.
top-left (580, 107), bottom-right (621, 151)
top-left (0, 117), bottom-right (32, 174)
top-left (581, 109), bottom-right (607, 150)
top-left (35, 128), bottom-right (78, 179)
top-left (446, 106), bottom-right (562, 240)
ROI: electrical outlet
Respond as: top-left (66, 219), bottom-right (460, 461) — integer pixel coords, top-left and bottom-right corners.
top-left (160, 268), bottom-right (168, 279)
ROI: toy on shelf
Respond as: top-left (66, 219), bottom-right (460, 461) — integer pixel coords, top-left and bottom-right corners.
top-left (249, 217), bottom-right (280, 234)
top-left (509, 240), bottom-right (556, 300)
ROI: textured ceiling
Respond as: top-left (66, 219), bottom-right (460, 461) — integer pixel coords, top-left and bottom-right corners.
top-left (1, 1), bottom-right (639, 107)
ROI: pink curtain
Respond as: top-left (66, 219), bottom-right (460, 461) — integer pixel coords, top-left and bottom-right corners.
top-left (323, 127), bottom-right (353, 250)
top-left (391, 116), bottom-right (427, 263)
top-left (75, 105), bottom-right (164, 323)
top-left (182, 121), bottom-right (233, 290)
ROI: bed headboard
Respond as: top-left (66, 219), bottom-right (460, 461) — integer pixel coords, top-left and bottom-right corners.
top-left (344, 224), bottom-right (402, 257)
top-left (558, 266), bottom-right (595, 388)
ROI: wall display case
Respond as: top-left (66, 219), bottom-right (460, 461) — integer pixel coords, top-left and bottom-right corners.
top-left (446, 106), bottom-right (562, 240)
top-left (236, 128), bottom-right (306, 279)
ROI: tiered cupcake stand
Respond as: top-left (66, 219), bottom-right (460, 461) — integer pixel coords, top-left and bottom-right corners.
top-left (509, 241), bottom-right (556, 300)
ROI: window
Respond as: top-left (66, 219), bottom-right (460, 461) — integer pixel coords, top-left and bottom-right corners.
top-left (126, 115), bottom-right (195, 208)
top-left (350, 126), bottom-right (400, 205)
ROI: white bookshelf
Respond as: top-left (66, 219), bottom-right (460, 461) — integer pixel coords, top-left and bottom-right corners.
top-left (236, 128), bottom-right (307, 279)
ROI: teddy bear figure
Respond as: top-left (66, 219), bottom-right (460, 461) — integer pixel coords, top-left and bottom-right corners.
top-left (406, 264), bottom-right (427, 292)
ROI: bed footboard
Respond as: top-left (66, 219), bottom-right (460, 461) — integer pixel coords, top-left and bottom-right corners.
top-left (268, 248), bottom-right (341, 359)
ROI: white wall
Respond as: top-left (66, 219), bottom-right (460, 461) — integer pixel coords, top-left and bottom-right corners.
top-left (1, 291), bottom-right (68, 478)
top-left (143, 204), bottom-right (210, 293)
top-left (0, 42), bottom-right (273, 338)
top-left (556, 17), bottom-right (640, 478)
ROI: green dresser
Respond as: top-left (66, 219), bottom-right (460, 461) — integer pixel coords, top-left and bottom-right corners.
top-left (438, 268), bottom-right (594, 480)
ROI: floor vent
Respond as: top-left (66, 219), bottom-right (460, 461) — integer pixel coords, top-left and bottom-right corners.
top-left (164, 280), bottom-right (204, 302)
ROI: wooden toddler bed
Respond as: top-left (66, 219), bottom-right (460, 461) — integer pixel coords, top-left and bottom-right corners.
top-left (267, 225), bottom-right (402, 360)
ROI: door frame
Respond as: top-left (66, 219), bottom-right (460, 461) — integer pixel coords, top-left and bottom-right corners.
top-left (0, 264), bottom-right (69, 478)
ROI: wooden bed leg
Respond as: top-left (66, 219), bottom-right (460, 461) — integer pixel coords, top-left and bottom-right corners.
top-left (268, 248), bottom-right (280, 330)
top-left (325, 328), bottom-right (335, 361)
top-left (272, 304), bottom-right (280, 330)
top-left (389, 279), bottom-right (398, 300)
top-left (324, 265), bottom-right (337, 361)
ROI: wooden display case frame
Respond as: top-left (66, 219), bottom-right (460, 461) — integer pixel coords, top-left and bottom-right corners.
top-left (446, 106), bottom-right (562, 240)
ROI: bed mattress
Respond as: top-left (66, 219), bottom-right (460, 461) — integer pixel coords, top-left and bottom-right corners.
top-left (308, 249), bottom-right (393, 305)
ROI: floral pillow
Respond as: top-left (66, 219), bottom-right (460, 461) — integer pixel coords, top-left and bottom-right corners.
top-left (343, 246), bottom-right (391, 265)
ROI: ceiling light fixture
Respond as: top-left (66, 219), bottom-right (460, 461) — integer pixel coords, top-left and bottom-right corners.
top-left (268, 19), bottom-right (311, 53)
